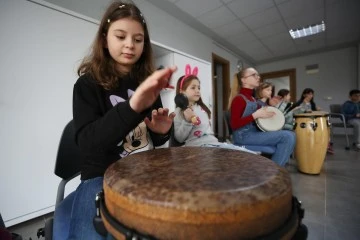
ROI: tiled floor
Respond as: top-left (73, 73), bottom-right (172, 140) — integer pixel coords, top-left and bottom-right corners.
top-left (7, 135), bottom-right (360, 239)
top-left (287, 135), bottom-right (360, 240)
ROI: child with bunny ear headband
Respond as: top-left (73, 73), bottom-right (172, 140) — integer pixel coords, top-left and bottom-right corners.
top-left (173, 64), bottom-right (257, 154)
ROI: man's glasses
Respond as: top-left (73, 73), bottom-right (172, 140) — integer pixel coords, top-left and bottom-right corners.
top-left (244, 73), bottom-right (260, 78)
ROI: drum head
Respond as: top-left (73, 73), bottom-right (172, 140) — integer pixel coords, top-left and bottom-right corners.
top-left (294, 111), bottom-right (329, 118)
top-left (256, 106), bottom-right (285, 131)
top-left (103, 147), bottom-right (292, 240)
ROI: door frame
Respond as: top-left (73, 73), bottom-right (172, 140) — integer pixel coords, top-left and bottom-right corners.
top-left (211, 53), bottom-right (230, 141)
top-left (260, 68), bottom-right (297, 102)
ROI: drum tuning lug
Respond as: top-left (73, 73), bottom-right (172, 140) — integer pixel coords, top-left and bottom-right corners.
top-left (95, 191), bottom-right (104, 217)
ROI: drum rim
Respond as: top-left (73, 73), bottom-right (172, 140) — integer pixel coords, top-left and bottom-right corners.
top-left (294, 111), bottom-right (329, 117)
top-left (96, 191), bottom-right (304, 240)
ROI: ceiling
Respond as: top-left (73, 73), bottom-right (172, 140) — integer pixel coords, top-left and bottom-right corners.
top-left (41, 0), bottom-right (360, 65)
top-left (150, 0), bottom-right (360, 64)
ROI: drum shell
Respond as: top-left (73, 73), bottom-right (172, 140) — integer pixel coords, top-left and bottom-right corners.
top-left (294, 112), bottom-right (330, 174)
top-left (102, 148), bottom-right (294, 240)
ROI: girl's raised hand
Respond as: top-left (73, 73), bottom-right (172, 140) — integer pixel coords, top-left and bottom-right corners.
top-left (130, 66), bottom-right (177, 113)
top-left (144, 108), bottom-right (176, 134)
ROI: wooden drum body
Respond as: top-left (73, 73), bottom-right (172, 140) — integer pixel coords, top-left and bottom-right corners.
top-left (294, 111), bottom-right (330, 174)
top-left (102, 147), bottom-right (295, 240)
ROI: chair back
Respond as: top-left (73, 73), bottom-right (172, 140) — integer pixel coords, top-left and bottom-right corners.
top-left (54, 120), bottom-right (83, 180)
top-left (329, 104), bottom-right (342, 114)
top-left (223, 110), bottom-right (233, 138)
top-left (223, 111), bottom-right (276, 155)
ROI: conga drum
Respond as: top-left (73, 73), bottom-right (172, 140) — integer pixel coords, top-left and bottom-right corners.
top-left (96, 147), bottom-right (306, 240)
top-left (294, 111), bottom-right (330, 174)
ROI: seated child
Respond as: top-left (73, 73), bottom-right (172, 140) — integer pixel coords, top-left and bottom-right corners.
top-left (173, 64), bottom-right (256, 154)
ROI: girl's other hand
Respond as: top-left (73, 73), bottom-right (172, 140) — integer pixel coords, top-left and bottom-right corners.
top-left (130, 66), bottom-right (177, 113)
top-left (183, 107), bottom-right (195, 122)
top-left (144, 108), bottom-right (176, 134)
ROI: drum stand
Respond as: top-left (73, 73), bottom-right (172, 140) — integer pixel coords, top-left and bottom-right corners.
top-left (93, 191), bottom-right (308, 240)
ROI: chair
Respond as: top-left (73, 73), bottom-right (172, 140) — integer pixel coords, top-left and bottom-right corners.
top-left (329, 104), bottom-right (352, 150)
top-left (223, 111), bottom-right (276, 155)
top-left (37, 120), bottom-right (83, 240)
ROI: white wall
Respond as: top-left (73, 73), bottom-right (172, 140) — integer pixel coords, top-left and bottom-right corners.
top-left (0, 0), bottom-right (97, 227)
top-left (133, 0), bottom-right (252, 72)
top-left (42, 0), bottom-right (250, 78)
top-left (257, 47), bottom-right (358, 112)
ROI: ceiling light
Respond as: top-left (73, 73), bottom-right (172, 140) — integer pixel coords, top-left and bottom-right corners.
top-left (289, 21), bottom-right (326, 39)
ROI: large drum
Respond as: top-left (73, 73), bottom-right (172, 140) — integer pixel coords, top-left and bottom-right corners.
top-left (98, 147), bottom-right (305, 240)
top-left (294, 111), bottom-right (330, 174)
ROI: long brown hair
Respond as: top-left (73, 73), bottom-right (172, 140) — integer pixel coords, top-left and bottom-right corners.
top-left (176, 75), bottom-right (211, 119)
top-left (77, 1), bottom-right (154, 90)
top-left (227, 68), bottom-right (253, 109)
top-left (255, 82), bottom-right (273, 99)
top-left (227, 73), bottom-right (240, 110)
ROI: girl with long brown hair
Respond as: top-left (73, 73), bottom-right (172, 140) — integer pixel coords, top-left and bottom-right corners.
top-left (53, 2), bottom-right (177, 239)
top-left (230, 67), bottom-right (296, 166)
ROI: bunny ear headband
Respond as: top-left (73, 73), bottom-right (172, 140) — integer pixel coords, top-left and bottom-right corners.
top-left (180, 64), bottom-right (199, 90)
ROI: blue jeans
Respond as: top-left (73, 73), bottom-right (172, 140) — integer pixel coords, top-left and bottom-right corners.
top-left (53, 177), bottom-right (106, 240)
top-left (233, 128), bottom-right (295, 166)
top-left (348, 118), bottom-right (360, 144)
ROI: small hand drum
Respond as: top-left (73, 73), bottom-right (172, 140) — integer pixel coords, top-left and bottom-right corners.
top-left (256, 106), bottom-right (285, 132)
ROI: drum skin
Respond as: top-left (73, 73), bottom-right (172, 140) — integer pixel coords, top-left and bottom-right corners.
top-left (103, 147), bottom-right (293, 240)
top-left (294, 111), bottom-right (330, 174)
top-left (256, 106), bottom-right (285, 132)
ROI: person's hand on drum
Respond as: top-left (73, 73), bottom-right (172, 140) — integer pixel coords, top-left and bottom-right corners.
top-left (252, 107), bottom-right (276, 119)
top-left (130, 66), bottom-right (177, 113)
top-left (269, 96), bottom-right (281, 106)
top-left (144, 108), bottom-right (175, 134)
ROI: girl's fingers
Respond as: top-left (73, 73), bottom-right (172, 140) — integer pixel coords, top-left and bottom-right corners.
top-left (157, 108), bottom-right (164, 115)
top-left (168, 112), bottom-right (176, 119)
top-left (152, 109), bottom-right (158, 117)
top-left (144, 117), bottom-right (151, 126)
top-left (162, 108), bottom-right (169, 116)
top-left (150, 66), bottom-right (177, 87)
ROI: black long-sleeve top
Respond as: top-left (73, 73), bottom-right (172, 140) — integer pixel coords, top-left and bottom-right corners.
top-left (73, 74), bottom-right (170, 180)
